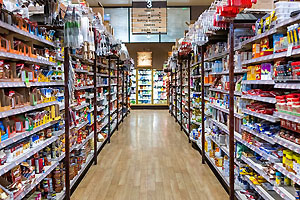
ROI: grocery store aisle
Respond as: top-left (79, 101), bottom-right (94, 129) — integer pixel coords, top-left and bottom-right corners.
top-left (71, 110), bottom-right (228, 200)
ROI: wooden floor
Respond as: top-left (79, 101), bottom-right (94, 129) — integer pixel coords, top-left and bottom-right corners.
top-left (71, 110), bottom-right (228, 200)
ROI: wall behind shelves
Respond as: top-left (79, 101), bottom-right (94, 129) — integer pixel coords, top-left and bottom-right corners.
top-left (126, 43), bottom-right (173, 70)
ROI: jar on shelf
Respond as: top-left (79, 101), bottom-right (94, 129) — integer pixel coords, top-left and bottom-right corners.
top-left (286, 151), bottom-right (294, 172)
top-left (284, 176), bottom-right (291, 186)
top-left (215, 156), bottom-right (223, 167)
top-left (275, 171), bottom-right (283, 186)
top-left (283, 149), bottom-right (287, 167)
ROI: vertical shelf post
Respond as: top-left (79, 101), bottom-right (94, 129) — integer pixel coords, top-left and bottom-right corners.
top-left (93, 51), bottom-right (98, 165)
top-left (117, 58), bottom-right (119, 130)
top-left (128, 70), bottom-right (131, 114)
top-left (126, 71), bottom-right (129, 115)
top-left (108, 56), bottom-right (111, 144)
top-left (122, 70), bottom-right (125, 121)
top-left (175, 69), bottom-right (177, 122)
top-left (63, 47), bottom-right (71, 200)
top-left (180, 62), bottom-right (183, 130)
top-left (170, 70), bottom-right (173, 114)
top-left (201, 45), bottom-right (205, 164)
top-left (229, 22), bottom-right (235, 200)
top-left (188, 57), bottom-right (191, 143)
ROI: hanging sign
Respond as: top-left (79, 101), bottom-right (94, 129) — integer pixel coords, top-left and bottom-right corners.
top-left (137, 52), bottom-right (152, 67)
top-left (132, 0), bottom-right (167, 34)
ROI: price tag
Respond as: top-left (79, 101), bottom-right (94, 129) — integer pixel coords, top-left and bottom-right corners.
top-left (25, 82), bottom-right (31, 88)
top-left (287, 44), bottom-right (293, 57)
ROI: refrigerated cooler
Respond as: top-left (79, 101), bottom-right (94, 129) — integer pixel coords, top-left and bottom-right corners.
top-left (137, 69), bottom-right (152, 104)
top-left (153, 70), bottom-right (167, 104)
top-left (131, 68), bottom-right (168, 106)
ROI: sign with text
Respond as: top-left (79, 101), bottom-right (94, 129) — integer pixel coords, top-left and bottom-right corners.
top-left (137, 52), bottom-right (152, 67)
top-left (132, 1), bottom-right (167, 34)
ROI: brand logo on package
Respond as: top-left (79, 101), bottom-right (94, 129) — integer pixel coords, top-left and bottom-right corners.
top-left (132, 0), bottom-right (167, 34)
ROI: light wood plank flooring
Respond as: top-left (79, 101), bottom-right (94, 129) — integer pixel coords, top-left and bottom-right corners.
top-left (71, 110), bottom-right (228, 200)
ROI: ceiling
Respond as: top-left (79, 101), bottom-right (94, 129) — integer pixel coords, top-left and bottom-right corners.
top-left (88, 0), bottom-right (213, 7)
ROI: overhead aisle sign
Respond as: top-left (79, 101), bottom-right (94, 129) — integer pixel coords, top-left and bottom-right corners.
top-left (132, 0), bottom-right (167, 34)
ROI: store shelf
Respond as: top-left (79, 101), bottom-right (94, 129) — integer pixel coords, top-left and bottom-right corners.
top-left (87, 107), bottom-right (94, 112)
top-left (241, 95), bottom-right (276, 104)
top-left (210, 104), bottom-right (243, 119)
top-left (239, 30), bottom-right (277, 51)
top-left (274, 135), bottom-right (300, 154)
top-left (74, 69), bottom-right (90, 73)
top-left (191, 75), bottom-right (201, 79)
top-left (209, 118), bottom-right (230, 134)
top-left (240, 155), bottom-right (273, 182)
top-left (242, 109), bottom-right (279, 123)
top-left (274, 111), bottom-right (300, 123)
top-left (0, 120), bottom-right (59, 148)
top-left (209, 88), bottom-right (242, 96)
top-left (97, 137), bottom-right (108, 152)
top-left (242, 175), bottom-right (277, 200)
top-left (0, 101), bottom-right (59, 119)
top-left (75, 85), bottom-right (94, 90)
top-left (210, 69), bottom-right (247, 75)
top-left (207, 135), bottom-right (229, 156)
top-left (138, 89), bottom-right (152, 91)
top-left (111, 98), bottom-right (117, 102)
top-left (99, 121), bottom-right (109, 132)
top-left (0, 51), bottom-right (56, 66)
top-left (111, 108), bottom-right (117, 114)
top-left (98, 73), bottom-right (109, 77)
top-left (71, 54), bottom-right (93, 65)
top-left (74, 103), bottom-right (90, 111)
top-left (239, 14), bottom-right (300, 51)
top-left (241, 125), bottom-right (275, 144)
top-left (189, 136), bottom-right (198, 143)
top-left (97, 84), bottom-right (109, 87)
top-left (204, 50), bottom-right (228, 62)
top-left (138, 84), bottom-right (152, 86)
top-left (70, 153), bottom-right (94, 188)
top-left (205, 152), bottom-right (229, 186)
top-left (235, 191), bottom-right (249, 200)
top-left (15, 161), bottom-right (60, 200)
top-left (241, 80), bottom-right (275, 85)
top-left (97, 106), bottom-right (106, 111)
top-left (273, 186), bottom-right (295, 200)
top-left (75, 121), bottom-right (89, 131)
top-left (192, 120), bottom-right (201, 126)
top-left (0, 81), bottom-right (65, 88)
top-left (273, 163), bottom-right (300, 185)
top-left (274, 82), bottom-right (300, 89)
top-left (74, 132), bottom-right (94, 150)
top-left (234, 133), bottom-right (281, 162)
top-left (191, 61), bottom-right (201, 67)
top-left (0, 136), bottom-right (58, 176)
top-left (0, 20), bottom-right (55, 47)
